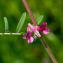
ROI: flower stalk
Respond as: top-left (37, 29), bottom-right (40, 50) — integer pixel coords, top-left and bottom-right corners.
top-left (22, 0), bottom-right (58, 63)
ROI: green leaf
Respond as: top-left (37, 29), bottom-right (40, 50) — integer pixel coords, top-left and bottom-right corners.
top-left (16, 12), bottom-right (26, 32)
top-left (4, 17), bottom-right (9, 32)
top-left (36, 15), bottom-right (43, 25)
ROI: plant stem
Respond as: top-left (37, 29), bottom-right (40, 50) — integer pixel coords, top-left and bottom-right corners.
top-left (22, 0), bottom-right (58, 63)
top-left (0, 33), bottom-right (21, 35)
top-left (41, 38), bottom-right (58, 63)
top-left (22, 0), bottom-right (37, 25)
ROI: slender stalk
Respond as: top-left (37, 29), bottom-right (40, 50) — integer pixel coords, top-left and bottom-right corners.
top-left (0, 33), bottom-right (21, 35)
top-left (41, 38), bottom-right (58, 63)
top-left (22, 0), bottom-right (58, 63)
top-left (22, 0), bottom-right (37, 25)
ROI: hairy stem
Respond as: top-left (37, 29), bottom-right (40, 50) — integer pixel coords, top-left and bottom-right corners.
top-left (22, 0), bottom-right (58, 63)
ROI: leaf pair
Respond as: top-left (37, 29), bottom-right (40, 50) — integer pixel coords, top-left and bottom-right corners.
top-left (4, 12), bottom-right (26, 33)
top-left (16, 13), bottom-right (44, 32)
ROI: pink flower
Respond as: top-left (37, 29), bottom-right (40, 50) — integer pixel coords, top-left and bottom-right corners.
top-left (23, 32), bottom-right (34, 43)
top-left (43, 28), bottom-right (49, 34)
top-left (28, 37), bottom-right (34, 43)
top-left (27, 23), bottom-right (41, 37)
top-left (23, 22), bottom-right (49, 44)
top-left (38, 22), bottom-right (49, 34)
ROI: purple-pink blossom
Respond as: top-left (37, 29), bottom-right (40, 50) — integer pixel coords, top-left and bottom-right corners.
top-left (27, 23), bottom-right (41, 37)
top-left (23, 22), bottom-right (49, 43)
top-left (38, 22), bottom-right (49, 34)
top-left (23, 32), bottom-right (34, 43)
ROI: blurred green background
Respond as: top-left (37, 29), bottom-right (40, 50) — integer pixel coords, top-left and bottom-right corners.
top-left (0, 0), bottom-right (63, 63)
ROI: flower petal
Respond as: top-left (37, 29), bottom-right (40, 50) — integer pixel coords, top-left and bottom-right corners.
top-left (28, 23), bottom-right (38, 32)
top-left (43, 28), bottom-right (49, 34)
top-left (38, 22), bottom-right (47, 31)
top-left (27, 26), bottom-right (31, 32)
top-left (28, 23), bottom-right (34, 31)
top-left (28, 37), bottom-right (34, 43)
top-left (42, 22), bottom-right (47, 27)
top-left (33, 26), bottom-right (38, 32)
top-left (34, 30), bottom-right (41, 37)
